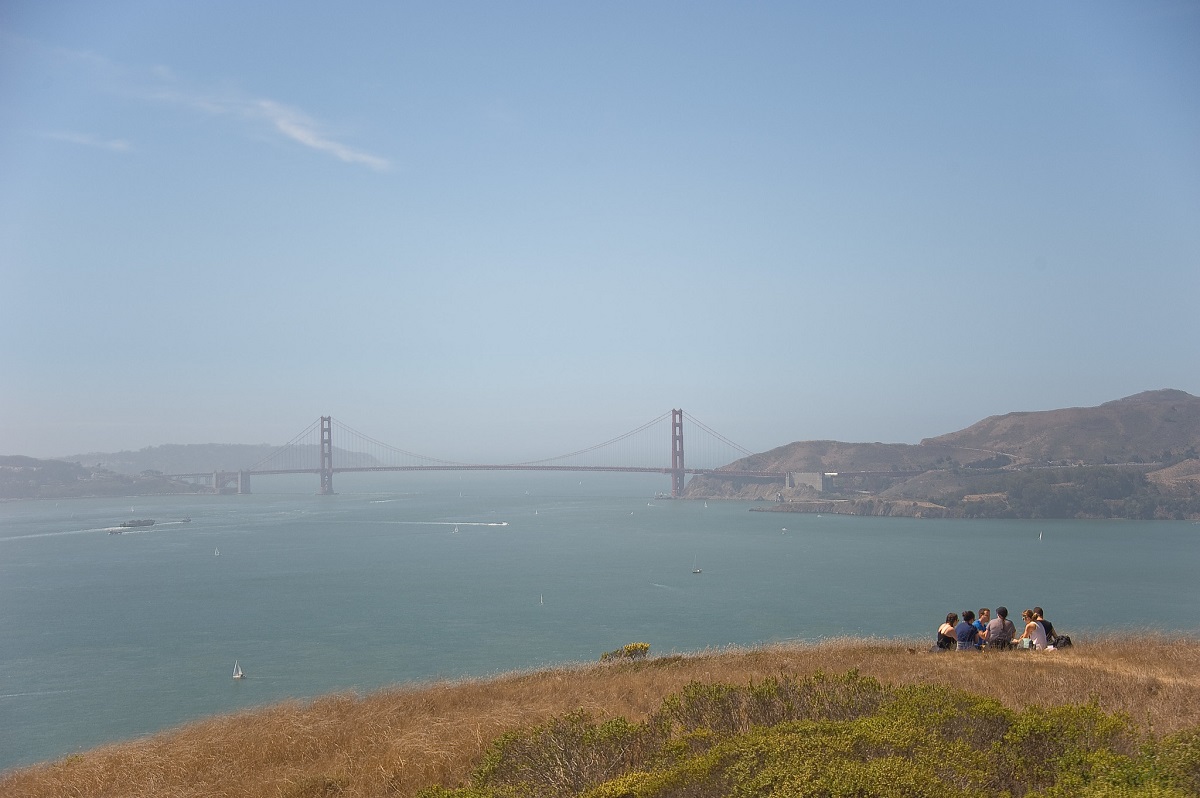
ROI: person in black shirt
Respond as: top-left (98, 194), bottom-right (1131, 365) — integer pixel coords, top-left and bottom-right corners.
top-left (936, 612), bottom-right (958, 650)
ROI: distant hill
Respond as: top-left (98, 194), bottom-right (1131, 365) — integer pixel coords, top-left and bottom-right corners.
top-left (1, 443), bottom-right (385, 500)
top-left (63, 443), bottom-right (383, 475)
top-left (0, 455), bottom-right (205, 500)
top-left (731, 440), bottom-right (961, 475)
top-left (922, 389), bottom-right (1200, 465)
top-left (714, 389), bottom-right (1200, 478)
top-left (686, 389), bottom-right (1200, 520)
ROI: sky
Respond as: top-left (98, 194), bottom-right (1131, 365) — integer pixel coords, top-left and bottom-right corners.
top-left (2, 1), bottom-right (1198, 463)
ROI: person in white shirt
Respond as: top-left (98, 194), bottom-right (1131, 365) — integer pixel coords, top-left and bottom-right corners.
top-left (1015, 608), bottom-right (1048, 650)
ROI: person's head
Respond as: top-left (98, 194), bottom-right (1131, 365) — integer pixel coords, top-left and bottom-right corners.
top-left (946, 612), bottom-right (958, 625)
top-left (978, 608), bottom-right (991, 622)
top-left (962, 610), bottom-right (975, 623)
top-left (995, 606), bottom-right (1008, 619)
top-left (1033, 606), bottom-right (1045, 619)
top-left (1022, 609), bottom-right (1035, 623)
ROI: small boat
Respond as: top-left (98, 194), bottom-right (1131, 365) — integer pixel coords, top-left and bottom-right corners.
top-left (120, 519), bottom-right (155, 528)
top-left (232, 660), bottom-right (245, 679)
top-left (108, 528), bottom-right (124, 535)
top-left (182, 517), bottom-right (192, 523)
top-left (452, 524), bottom-right (459, 533)
top-left (692, 555), bottom-right (702, 574)
top-left (214, 547), bottom-right (220, 556)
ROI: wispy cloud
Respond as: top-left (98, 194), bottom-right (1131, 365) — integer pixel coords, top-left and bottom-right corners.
top-left (251, 100), bottom-right (391, 172)
top-left (137, 75), bottom-right (391, 172)
top-left (44, 131), bottom-right (132, 152)
top-left (29, 37), bottom-right (391, 172)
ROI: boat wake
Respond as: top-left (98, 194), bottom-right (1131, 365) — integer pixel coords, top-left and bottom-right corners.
top-left (386, 521), bottom-right (509, 527)
top-left (0, 688), bottom-right (79, 699)
top-left (2, 527), bottom-right (120, 542)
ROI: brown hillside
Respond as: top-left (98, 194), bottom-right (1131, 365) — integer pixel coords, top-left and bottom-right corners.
top-left (1148, 458), bottom-right (1200, 494)
top-left (728, 440), bottom-right (960, 473)
top-left (921, 389), bottom-right (1200, 465)
top-left (3, 638), bottom-right (1198, 798)
top-left (683, 389), bottom-right (1200, 505)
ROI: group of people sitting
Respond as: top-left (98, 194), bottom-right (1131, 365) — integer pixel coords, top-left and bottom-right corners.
top-left (935, 606), bottom-right (1070, 651)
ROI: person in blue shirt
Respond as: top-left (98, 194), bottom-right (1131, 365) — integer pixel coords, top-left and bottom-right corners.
top-left (955, 610), bottom-right (983, 650)
top-left (973, 608), bottom-right (991, 645)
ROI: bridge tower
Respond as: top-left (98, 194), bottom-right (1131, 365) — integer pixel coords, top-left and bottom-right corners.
top-left (671, 408), bottom-right (685, 497)
top-left (319, 416), bottom-right (334, 495)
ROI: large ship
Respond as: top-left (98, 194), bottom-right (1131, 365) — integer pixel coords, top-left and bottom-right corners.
top-left (119, 519), bottom-right (156, 528)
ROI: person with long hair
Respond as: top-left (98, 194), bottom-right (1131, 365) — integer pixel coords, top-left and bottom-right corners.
top-left (1015, 608), bottom-right (1048, 650)
top-left (935, 612), bottom-right (958, 650)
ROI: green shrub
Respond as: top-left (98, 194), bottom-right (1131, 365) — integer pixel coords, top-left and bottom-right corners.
top-left (426, 673), bottom-right (1200, 798)
top-left (996, 703), bottom-right (1134, 793)
top-left (652, 670), bottom-right (887, 739)
top-left (471, 710), bottom-right (655, 798)
top-left (1143, 729), bottom-right (1200, 796)
top-left (601, 643), bottom-right (651, 662)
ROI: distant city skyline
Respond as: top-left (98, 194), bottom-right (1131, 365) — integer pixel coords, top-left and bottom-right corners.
top-left (3, 2), bottom-right (1197, 461)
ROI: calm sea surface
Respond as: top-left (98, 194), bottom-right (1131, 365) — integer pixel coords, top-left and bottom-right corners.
top-left (2, 471), bottom-right (1198, 771)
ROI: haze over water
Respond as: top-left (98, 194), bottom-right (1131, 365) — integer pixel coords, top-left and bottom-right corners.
top-left (2, 472), bottom-right (1197, 771)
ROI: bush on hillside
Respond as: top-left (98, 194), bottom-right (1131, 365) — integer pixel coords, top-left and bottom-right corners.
top-left (419, 672), bottom-right (1200, 798)
top-left (600, 643), bottom-right (650, 663)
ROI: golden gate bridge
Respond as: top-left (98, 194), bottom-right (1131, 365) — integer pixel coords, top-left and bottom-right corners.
top-left (167, 409), bottom-right (787, 497)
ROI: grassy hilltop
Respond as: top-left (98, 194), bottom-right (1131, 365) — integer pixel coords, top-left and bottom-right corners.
top-left (3, 637), bottom-right (1199, 797)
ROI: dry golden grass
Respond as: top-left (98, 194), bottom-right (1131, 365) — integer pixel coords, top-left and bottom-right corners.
top-left (4, 635), bottom-right (1199, 798)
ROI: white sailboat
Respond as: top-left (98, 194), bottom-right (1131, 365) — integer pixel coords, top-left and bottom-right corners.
top-left (232, 660), bottom-right (245, 679)
top-left (692, 555), bottom-right (702, 574)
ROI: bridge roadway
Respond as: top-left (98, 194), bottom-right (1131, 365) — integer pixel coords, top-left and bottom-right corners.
top-left (168, 411), bottom-right (789, 497)
top-left (168, 464), bottom-right (788, 495)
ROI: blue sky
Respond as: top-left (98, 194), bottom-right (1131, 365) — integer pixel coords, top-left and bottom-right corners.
top-left (2, 2), bottom-right (1198, 462)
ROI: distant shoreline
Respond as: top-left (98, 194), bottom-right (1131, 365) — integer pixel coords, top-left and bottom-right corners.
top-left (749, 496), bottom-right (1200, 521)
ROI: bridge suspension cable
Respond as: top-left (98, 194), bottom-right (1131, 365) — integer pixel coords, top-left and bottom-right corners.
top-left (244, 417), bottom-right (324, 472)
top-left (242, 409), bottom-right (757, 476)
top-left (683, 412), bottom-right (755, 459)
top-left (513, 411), bottom-right (673, 466)
top-left (331, 418), bottom-right (470, 467)
top-left (169, 409), bottom-right (775, 499)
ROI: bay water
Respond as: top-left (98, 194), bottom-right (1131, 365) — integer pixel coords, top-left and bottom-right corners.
top-left (2, 471), bottom-right (1197, 771)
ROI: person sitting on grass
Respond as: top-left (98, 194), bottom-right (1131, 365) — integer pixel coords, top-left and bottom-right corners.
top-left (955, 610), bottom-right (983, 651)
top-left (1015, 608), bottom-right (1048, 650)
top-left (985, 606), bottom-right (1017, 649)
top-left (973, 608), bottom-right (991, 643)
top-left (1034, 606), bottom-right (1057, 642)
top-left (936, 613), bottom-right (958, 650)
